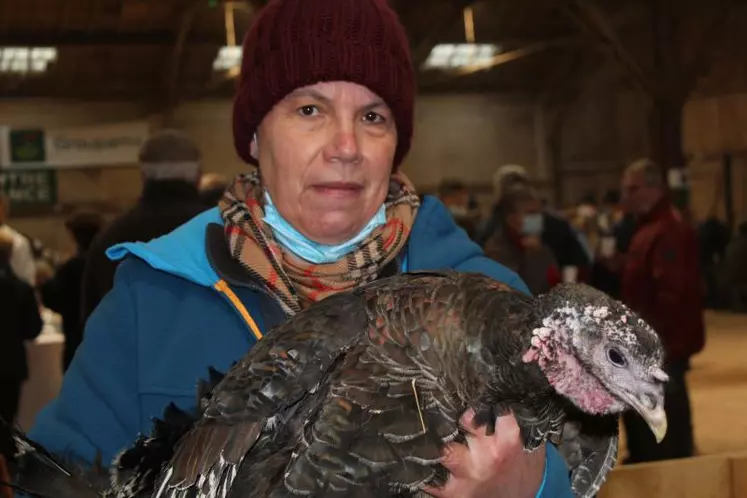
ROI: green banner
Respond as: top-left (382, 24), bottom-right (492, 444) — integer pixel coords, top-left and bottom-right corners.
top-left (9, 129), bottom-right (46, 163)
top-left (0, 169), bottom-right (57, 213)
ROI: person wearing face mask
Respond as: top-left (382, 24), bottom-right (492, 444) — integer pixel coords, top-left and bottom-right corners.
top-left (484, 186), bottom-right (561, 295)
top-left (437, 178), bottom-right (480, 239)
top-left (477, 165), bottom-right (591, 284)
top-left (27, 1), bottom-right (573, 496)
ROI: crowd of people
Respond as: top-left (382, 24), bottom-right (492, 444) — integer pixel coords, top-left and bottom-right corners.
top-left (0, 0), bottom-right (739, 495)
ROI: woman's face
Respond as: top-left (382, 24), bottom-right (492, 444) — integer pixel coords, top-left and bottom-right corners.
top-left (254, 81), bottom-right (397, 245)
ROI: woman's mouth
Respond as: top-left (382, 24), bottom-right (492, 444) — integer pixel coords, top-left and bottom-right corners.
top-left (311, 182), bottom-right (364, 198)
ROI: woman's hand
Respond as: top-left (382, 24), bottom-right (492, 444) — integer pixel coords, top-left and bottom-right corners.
top-left (422, 410), bottom-right (546, 498)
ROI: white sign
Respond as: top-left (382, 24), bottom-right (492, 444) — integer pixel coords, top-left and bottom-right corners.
top-left (0, 120), bottom-right (150, 168)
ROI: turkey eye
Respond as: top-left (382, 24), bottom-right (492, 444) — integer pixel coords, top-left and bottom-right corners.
top-left (607, 348), bottom-right (627, 367)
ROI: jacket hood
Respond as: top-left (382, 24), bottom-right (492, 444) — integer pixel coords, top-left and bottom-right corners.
top-left (107, 207), bottom-right (222, 288)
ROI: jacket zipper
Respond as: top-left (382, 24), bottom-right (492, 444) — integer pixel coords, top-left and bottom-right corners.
top-left (213, 279), bottom-right (266, 341)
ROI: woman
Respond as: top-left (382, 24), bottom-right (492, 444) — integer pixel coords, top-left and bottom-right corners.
top-left (484, 186), bottom-right (560, 295)
top-left (29, 0), bottom-right (572, 496)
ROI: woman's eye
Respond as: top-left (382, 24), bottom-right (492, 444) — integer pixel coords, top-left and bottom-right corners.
top-left (298, 105), bottom-right (319, 117)
top-left (363, 111), bottom-right (385, 124)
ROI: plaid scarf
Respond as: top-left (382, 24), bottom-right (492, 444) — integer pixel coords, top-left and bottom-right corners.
top-left (219, 171), bottom-right (420, 315)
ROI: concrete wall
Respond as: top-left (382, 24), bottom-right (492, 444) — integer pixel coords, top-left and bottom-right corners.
top-left (0, 89), bottom-right (741, 253)
top-left (0, 95), bottom-right (541, 252)
top-left (555, 87), bottom-right (651, 206)
top-left (684, 94), bottom-right (747, 225)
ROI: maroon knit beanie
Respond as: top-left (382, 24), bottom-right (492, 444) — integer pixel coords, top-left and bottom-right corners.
top-left (232, 0), bottom-right (415, 169)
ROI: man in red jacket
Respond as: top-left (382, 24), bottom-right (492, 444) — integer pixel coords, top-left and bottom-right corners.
top-left (619, 158), bottom-right (705, 463)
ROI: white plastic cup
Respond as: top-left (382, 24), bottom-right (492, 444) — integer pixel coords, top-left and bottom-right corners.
top-left (601, 237), bottom-right (616, 258)
top-left (562, 266), bottom-right (578, 283)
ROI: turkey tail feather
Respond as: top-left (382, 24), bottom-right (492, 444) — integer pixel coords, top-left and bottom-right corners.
top-left (1, 417), bottom-right (106, 498)
top-left (113, 367), bottom-right (229, 497)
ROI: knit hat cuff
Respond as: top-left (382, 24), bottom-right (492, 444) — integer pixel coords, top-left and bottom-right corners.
top-left (233, 41), bottom-right (414, 168)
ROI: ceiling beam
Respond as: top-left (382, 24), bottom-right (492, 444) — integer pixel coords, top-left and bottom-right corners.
top-left (0, 30), bottom-right (224, 47)
top-left (410, 0), bottom-right (477, 69)
top-left (562, 0), bottom-right (657, 96)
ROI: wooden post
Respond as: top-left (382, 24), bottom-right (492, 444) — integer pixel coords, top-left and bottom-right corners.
top-left (723, 152), bottom-right (735, 231)
top-left (649, 97), bottom-right (685, 172)
top-left (163, 1), bottom-right (202, 126)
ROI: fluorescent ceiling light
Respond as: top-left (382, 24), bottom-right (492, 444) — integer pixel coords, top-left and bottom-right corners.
top-left (213, 46), bottom-right (242, 71)
top-left (423, 43), bottom-right (499, 70)
top-left (0, 47), bottom-right (57, 74)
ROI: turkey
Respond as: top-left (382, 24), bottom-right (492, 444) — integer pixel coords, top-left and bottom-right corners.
top-left (3, 271), bottom-right (667, 498)
top-left (152, 270), bottom-right (666, 498)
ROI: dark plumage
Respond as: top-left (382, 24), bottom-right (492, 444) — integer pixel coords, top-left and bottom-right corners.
top-left (152, 271), bottom-right (666, 498)
top-left (3, 271), bottom-right (667, 498)
top-left (3, 368), bottom-right (230, 498)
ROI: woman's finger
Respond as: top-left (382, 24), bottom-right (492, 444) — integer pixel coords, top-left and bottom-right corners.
top-left (492, 414), bottom-right (522, 447)
top-left (420, 484), bottom-right (447, 498)
top-left (458, 409), bottom-right (486, 437)
top-left (439, 440), bottom-right (471, 475)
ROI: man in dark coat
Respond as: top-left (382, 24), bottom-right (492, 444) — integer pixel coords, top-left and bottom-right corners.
top-left (0, 231), bottom-right (43, 460)
top-left (619, 158), bottom-right (704, 463)
top-left (81, 130), bottom-right (207, 320)
top-left (40, 211), bottom-right (103, 371)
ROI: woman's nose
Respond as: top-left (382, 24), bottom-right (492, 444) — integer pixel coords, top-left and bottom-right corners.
top-left (325, 124), bottom-right (362, 164)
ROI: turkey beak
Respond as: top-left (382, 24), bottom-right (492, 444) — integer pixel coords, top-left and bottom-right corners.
top-left (627, 389), bottom-right (667, 443)
top-left (639, 405), bottom-right (667, 443)
top-left (642, 368), bottom-right (669, 443)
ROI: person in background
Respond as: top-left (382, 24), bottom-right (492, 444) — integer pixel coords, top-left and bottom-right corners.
top-left (198, 172), bottom-right (230, 209)
top-left (717, 221), bottom-right (747, 311)
top-left (437, 178), bottom-right (480, 239)
top-left (483, 185), bottom-right (560, 295)
top-left (40, 211), bottom-right (104, 371)
top-left (0, 195), bottom-right (36, 286)
top-left (698, 216), bottom-right (731, 309)
top-left (0, 231), bottom-right (43, 461)
top-left (597, 189), bottom-right (624, 235)
top-left (80, 130), bottom-right (207, 320)
top-left (572, 193), bottom-right (599, 259)
top-left (590, 190), bottom-right (625, 299)
top-left (619, 158), bottom-right (704, 464)
top-left (576, 192), bottom-right (597, 221)
top-left (29, 0), bottom-right (573, 495)
top-left (478, 164), bottom-right (591, 282)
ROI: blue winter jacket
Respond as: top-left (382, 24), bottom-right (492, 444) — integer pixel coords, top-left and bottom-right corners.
top-left (29, 196), bottom-right (572, 497)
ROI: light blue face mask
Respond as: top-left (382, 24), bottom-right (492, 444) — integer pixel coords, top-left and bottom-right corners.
top-left (262, 191), bottom-right (387, 264)
top-left (521, 213), bottom-right (544, 236)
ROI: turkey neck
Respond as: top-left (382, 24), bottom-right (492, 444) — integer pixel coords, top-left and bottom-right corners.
top-left (432, 281), bottom-right (552, 411)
